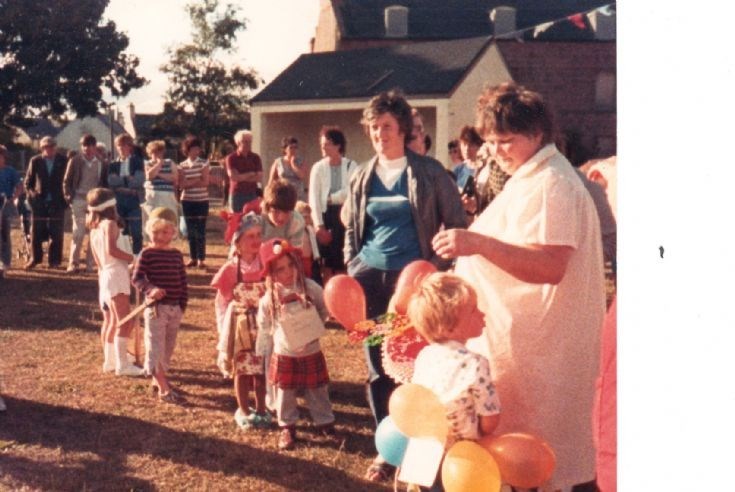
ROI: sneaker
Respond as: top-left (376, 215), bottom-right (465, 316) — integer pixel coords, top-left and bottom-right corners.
top-left (115, 364), bottom-right (144, 377)
top-left (185, 259), bottom-right (197, 268)
top-left (278, 427), bottom-right (296, 450)
top-left (249, 412), bottom-right (272, 430)
top-left (234, 408), bottom-right (251, 430)
top-left (102, 360), bottom-right (115, 373)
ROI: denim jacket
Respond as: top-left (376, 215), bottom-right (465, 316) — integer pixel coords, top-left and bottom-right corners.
top-left (344, 149), bottom-right (467, 271)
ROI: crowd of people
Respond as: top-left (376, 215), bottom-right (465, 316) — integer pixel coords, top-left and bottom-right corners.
top-left (0, 82), bottom-right (617, 491)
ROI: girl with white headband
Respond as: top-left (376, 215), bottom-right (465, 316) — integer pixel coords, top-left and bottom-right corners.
top-left (86, 187), bottom-right (144, 377)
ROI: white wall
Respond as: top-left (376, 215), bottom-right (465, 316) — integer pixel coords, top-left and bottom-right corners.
top-left (448, 44), bottom-right (513, 143)
top-left (56, 117), bottom-right (123, 153)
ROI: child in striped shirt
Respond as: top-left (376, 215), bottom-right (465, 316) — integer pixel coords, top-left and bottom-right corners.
top-left (132, 206), bottom-right (188, 404)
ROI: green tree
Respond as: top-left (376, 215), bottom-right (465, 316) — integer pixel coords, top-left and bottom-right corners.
top-left (159, 0), bottom-right (261, 155)
top-left (0, 0), bottom-right (146, 128)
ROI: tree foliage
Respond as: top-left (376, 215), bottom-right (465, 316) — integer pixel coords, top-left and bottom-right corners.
top-left (0, 0), bottom-right (146, 128)
top-left (158, 0), bottom-right (261, 153)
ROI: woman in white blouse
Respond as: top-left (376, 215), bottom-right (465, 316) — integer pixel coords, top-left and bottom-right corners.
top-left (432, 82), bottom-right (606, 491)
top-left (308, 126), bottom-right (357, 281)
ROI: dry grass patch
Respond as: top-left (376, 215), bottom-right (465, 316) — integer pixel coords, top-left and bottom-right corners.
top-left (0, 207), bottom-right (389, 491)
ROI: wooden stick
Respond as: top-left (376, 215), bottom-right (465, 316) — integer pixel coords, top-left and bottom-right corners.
top-left (119, 297), bottom-right (156, 327)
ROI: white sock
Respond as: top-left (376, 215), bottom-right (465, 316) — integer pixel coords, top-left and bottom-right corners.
top-left (114, 336), bottom-right (130, 370)
top-left (103, 342), bottom-right (115, 372)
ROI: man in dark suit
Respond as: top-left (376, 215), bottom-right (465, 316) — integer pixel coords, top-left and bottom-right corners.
top-left (23, 136), bottom-right (69, 269)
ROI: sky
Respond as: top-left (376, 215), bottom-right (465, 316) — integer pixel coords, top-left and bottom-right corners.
top-left (103, 0), bottom-right (321, 114)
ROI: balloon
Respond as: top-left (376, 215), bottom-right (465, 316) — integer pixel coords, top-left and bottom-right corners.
top-left (392, 260), bottom-right (437, 314)
top-left (323, 274), bottom-right (366, 330)
top-left (375, 416), bottom-right (409, 467)
top-left (479, 432), bottom-right (556, 489)
top-left (388, 383), bottom-right (448, 442)
top-left (441, 440), bottom-right (502, 492)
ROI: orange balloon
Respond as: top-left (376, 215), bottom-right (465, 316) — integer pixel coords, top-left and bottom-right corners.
top-left (388, 383), bottom-right (448, 442)
top-left (392, 260), bottom-right (437, 314)
top-left (479, 432), bottom-right (556, 489)
top-left (323, 274), bottom-right (366, 330)
top-left (441, 440), bottom-right (502, 492)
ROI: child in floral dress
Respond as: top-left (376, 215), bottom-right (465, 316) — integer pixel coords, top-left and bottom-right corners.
top-left (212, 212), bottom-right (269, 429)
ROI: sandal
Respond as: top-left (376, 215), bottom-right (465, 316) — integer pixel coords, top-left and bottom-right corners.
top-left (159, 390), bottom-right (184, 404)
top-left (364, 458), bottom-right (395, 482)
top-left (234, 408), bottom-right (251, 429)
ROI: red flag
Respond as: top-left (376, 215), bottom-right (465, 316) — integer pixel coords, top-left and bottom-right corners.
top-left (568, 13), bottom-right (586, 29)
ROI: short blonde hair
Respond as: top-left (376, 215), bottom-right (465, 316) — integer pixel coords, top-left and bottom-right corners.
top-left (145, 140), bottom-right (166, 158)
top-left (145, 217), bottom-right (177, 241)
top-left (407, 272), bottom-right (477, 343)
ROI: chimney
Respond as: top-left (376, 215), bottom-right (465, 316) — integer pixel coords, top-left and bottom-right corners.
top-left (490, 6), bottom-right (516, 38)
top-left (385, 5), bottom-right (409, 38)
top-left (124, 103), bottom-right (137, 139)
top-left (588, 8), bottom-right (616, 40)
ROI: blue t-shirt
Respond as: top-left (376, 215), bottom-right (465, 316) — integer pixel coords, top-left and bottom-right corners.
top-left (358, 170), bottom-right (421, 271)
top-left (0, 166), bottom-right (20, 198)
top-left (454, 162), bottom-right (474, 191)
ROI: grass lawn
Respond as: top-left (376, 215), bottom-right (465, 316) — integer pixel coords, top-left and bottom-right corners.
top-left (0, 205), bottom-right (389, 491)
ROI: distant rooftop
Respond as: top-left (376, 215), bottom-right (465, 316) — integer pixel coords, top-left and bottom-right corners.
top-left (334, 0), bottom-right (612, 40)
top-left (252, 36), bottom-right (491, 103)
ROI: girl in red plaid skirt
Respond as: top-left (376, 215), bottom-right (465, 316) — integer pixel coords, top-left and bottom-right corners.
top-left (255, 238), bottom-right (336, 451)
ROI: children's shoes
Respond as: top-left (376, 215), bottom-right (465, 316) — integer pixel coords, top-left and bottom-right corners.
top-left (278, 426), bottom-right (296, 450)
top-left (234, 408), bottom-right (251, 430)
top-left (234, 408), bottom-right (271, 430)
top-left (248, 412), bottom-right (272, 430)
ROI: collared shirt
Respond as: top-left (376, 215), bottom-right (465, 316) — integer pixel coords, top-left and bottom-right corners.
top-left (455, 143), bottom-right (605, 489)
top-left (120, 158), bottom-right (130, 178)
top-left (44, 158), bottom-right (54, 176)
top-left (225, 150), bottom-right (262, 196)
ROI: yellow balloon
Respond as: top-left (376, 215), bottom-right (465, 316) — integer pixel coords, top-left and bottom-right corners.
top-left (388, 383), bottom-right (448, 442)
top-left (441, 441), bottom-right (502, 492)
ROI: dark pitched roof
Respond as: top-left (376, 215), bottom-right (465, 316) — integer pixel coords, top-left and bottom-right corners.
top-left (17, 118), bottom-right (62, 139)
top-left (94, 114), bottom-right (126, 134)
top-left (133, 114), bottom-right (157, 136)
top-left (334, 0), bottom-right (612, 40)
top-left (252, 36), bottom-right (491, 104)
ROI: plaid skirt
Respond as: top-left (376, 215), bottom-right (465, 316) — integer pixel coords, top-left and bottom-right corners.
top-left (269, 351), bottom-right (330, 390)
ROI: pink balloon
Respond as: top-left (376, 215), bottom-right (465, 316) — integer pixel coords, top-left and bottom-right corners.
top-left (324, 274), bottom-right (366, 330)
top-left (392, 260), bottom-right (437, 314)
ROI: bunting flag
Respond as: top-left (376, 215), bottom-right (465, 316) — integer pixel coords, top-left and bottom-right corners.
top-left (508, 2), bottom-right (615, 40)
top-left (568, 13), bottom-right (587, 30)
top-left (532, 20), bottom-right (555, 38)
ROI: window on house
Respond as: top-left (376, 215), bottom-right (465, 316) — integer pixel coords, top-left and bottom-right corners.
top-left (595, 72), bottom-right (616, 111)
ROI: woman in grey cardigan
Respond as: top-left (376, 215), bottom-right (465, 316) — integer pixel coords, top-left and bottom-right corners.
top-left (343, 90), bottom-right (466, 482)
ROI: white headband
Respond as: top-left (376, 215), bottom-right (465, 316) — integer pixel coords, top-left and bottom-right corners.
top-left (88, 198), bottom-right (117, 212)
